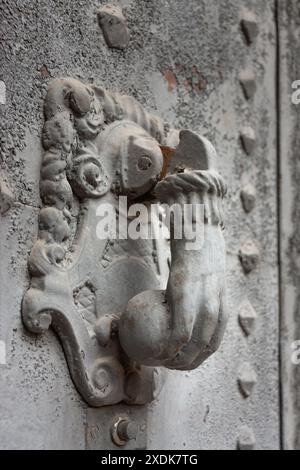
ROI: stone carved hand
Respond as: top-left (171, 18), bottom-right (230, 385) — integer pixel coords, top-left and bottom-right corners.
top-left (118, 168), bottom-right (228, 370)
top-left (22, 77), bottom-right (228, 406)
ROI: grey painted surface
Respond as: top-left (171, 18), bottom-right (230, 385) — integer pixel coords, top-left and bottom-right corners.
top-left (147, 0), bottom-right (280, 450)
top-left (0, 205), bottom-right (87, 450)
top-left (278, 0), bottom-right (300, 451)
top-left (0, 0), bottom-right (280, 449)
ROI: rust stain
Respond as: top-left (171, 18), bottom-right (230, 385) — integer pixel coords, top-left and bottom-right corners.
top-left (40, 64), bottom-right (50, 78)
top-left (174, 271), bottom-right (185, 284)
top-left (160, 145), bottom-right (175, 179)
top-left (164, 65), bottom-right (207, 94)
top-left (185, 66), bottom-right (207, 93)
top-left (164, 69), bottom-right (178, 93)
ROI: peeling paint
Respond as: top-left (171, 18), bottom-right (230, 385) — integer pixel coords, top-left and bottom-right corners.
top-left (164, 69), bottom-right (178, 93)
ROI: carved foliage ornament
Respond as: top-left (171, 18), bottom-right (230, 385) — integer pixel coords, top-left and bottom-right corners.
top-left (22, 78), bottom-right (228, 407)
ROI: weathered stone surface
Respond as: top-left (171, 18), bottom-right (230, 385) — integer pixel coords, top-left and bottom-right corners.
top-left (239, 240), bottom-right (260, 274)
top-left (238, 426), bottom-right (256, 450)
top-left (238, 363), bottom-right (257, 398)
top-left (240, 127), bottom-right (256, 156)
top-left (238, 300), bottom-right (257, 336)
top-left (239, 70), bottom-right (257, 100)
top-left (240, 184), bottom-right (256, 213)
top-left (98, 5), bottom-right (130, 50)
top-left (0, 177), bottom-right (15, 214)
top-left (241, 11), bottom-right (259, 45)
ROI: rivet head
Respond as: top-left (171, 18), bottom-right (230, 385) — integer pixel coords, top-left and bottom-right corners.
top-left (238, 426), bottom-right (256, 450)
top-left (0, 178), bottom-right (15, 214)
top-left (118, 419), bottom-right (138, 441)
top-left (238, 300), bottom-right (257, 336)
top-left (240, 184), bottom-right (256, 213)
top-left (240, 128), bottom-right (256, 156)
top-left (239, 240), bottom-right (260, 274)
top-left (239, 70), bottom-right (257, 100)
top-left (241, 11), bottom-right (258, 45)
top-left (111, 416), bottom-right (138, 447)
top-left (238, 363), bottom-right (257, 398)
top-left (98, 5), bottom-right (130, 50)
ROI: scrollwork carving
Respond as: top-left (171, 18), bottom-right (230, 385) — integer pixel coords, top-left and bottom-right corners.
top-left (22, 76), bottom-right (228, 407)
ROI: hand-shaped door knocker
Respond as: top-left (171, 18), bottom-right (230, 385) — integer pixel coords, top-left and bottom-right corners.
top-left (22, 78), bottom-right (227, 407)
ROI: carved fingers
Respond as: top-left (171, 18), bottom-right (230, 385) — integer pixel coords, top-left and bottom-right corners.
top-left (165, 277), bottom-right (227, 371)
